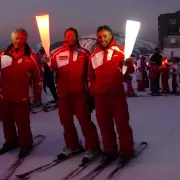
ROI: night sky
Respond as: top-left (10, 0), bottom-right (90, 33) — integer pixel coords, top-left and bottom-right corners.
top-left (0, 0), bottom-right (179, 48)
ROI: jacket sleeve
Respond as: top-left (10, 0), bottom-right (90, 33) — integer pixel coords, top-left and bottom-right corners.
top-left (0, 52), bottom-right (5, 90)
top-left (126, 58), bottom-right (135, 74)
top-left (31, 52), bottom-right (44, 78)
top-left (119, 52), bottom-right (135, 74)
top-left (30, 58), bottom-right (43, 102)
top-left (88, 56), bottom-right (95, 96)
top-left (50, 52), bottom-right (58, 73)
top-left (0, 51), bottom-right (5, 70)
top-left (118, 46), bottom-right (135, 74)
top-left (83, 49), bottom-right (90, 93)
top-left (0, 56), bottom-right (1, 70)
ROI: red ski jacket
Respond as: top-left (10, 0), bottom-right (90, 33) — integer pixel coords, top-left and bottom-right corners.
top-left (88, 39), bottom-right (135, 95)
top-left (0, 44), bottom-right (42, 102)
top-left (51, 42), bottom-right (90, 97)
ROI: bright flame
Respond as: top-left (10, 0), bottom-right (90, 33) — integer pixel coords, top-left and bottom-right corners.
top-left (124, 20), bottom-right (141, 59)
top-left (122, 20), bottom-right (141, 74)
top-left (35, 14), bottom-right (50, 57)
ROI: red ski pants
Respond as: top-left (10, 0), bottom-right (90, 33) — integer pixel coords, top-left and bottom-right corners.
top-left (126, 80), bottom-right (135, 94)
top-left (1, 99), bottom-right (33, 148)
top-left (57, 96), bottom-right (100, 151)
top-left (172, 74), bottom-right (178, 92)
top-left (137, 78), bottom-right (145, 91)
top-left (0, 98), bottom-right (2, 121)
top-left (94, 94), bottom-right (134, 156)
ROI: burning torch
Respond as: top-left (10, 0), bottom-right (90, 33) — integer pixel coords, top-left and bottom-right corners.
top-left (122, 20), bottom-right (141, 74)
top-left (35, 14), bottom-right (51, 66)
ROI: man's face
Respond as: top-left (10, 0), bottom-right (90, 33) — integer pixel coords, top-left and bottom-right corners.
top-left (11, 32), bottom-right (27, 49)
top-left (97, 30), bottom-right (113, 48)
top-left (64, 30), bottom-right (77, 46)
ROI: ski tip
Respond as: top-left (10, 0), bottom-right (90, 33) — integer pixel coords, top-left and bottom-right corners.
top-left (140, 142), bottom-right (148, 145)
top-left (53, 158), bottom-right (60, 162)
top-left (35, 134), bottom-right (46, 138)
top-left (16, 175), bottom-right (29, 179)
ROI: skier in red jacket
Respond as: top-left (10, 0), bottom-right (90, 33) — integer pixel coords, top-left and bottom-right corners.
top-left (88, 25), bottom-right (135, 165)
top-left (0, 28), bottom-right (42, 158)
top-left (44, 28), bottom-right (100, 164)
top-left (160, 57), bottom-right (170, 94)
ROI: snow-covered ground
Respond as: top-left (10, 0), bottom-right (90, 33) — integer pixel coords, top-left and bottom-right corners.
top-left (1, 77), bottom-right (180, 180)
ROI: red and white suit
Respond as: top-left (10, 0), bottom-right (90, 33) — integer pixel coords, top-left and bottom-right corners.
top-left (88, 40), bottom-right (134, 156)
top-left (0, 44), bottom-right (42, 148)
top-left (50, 42), bottom-right (100, 151)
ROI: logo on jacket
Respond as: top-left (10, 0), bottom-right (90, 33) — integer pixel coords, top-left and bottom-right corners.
top-left (59, 56), bottom-right (68, 60)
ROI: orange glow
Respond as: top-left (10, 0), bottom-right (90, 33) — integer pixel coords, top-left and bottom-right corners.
top-left (162, 59), bottom-right (167, 65)
top-left (35, 14), bottom-right (50, 57)
top-left (161, 58), bottom-right (168, 68)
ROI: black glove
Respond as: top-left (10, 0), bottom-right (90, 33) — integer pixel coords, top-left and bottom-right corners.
top-left (88, 95), bottom-right (95, 113)
top-left (124, 74), bottom-right (131, 80)
top-left (122, 58), bottom-right (131, 66)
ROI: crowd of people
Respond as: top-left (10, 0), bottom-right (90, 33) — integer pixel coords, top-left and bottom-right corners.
top-left (0, 26), bottom-right (179, 167)
top-left (129, 48), bottom-right (180, 96)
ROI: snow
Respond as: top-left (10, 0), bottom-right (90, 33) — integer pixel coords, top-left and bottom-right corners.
top-left (1, 77), bottom-right (180, 180)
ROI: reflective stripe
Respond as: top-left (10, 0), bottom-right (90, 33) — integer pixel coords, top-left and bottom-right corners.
top-left (30, 54), bottom-right (42, 81)
top-left (111, 46), bottom-right (124, 54)
top-left (56, 50), bottom-right (81, 67)
top-left (91, 51), bottom-right (103, 69)
top-left (73, 51), bottom-right (78, 61)
top-left (107, 49), bottom-right (113, 61)
top-left (1, 55), bottom-right (13, 69)
top-left (56, 51), bottom-right (69, 68)
top-left (18, 58), bottom-right (23, 63)
top-left (91, 45), bottom-right (124, 69)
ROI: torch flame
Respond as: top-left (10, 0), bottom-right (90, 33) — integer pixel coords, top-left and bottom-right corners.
top-left (124, 20), bottom-right (140, 60)
top-left (122, 20), bottom-right (141, 74)
top-left (35, 14), bottom-right (50, 57)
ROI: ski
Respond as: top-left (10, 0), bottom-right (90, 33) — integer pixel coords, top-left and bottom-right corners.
top-left (43, 106), bottom-right (56, 112)
top-left (31, 105), bottom-right (56, 113)
top-left (16, 148), bottom-right (84, 179)
top-left (0, 134), bottom-right (45, 180)
top-left (79, 157), bottom-right (118, 180)
top-left (31, 107), bottom-right (43, 114)
top-left (61, 154), bottom-right (100, 180)
top-left (105, 141), bottom-right (148, 180)
top-left (128, 93), bottom-right (180, 97)
top-left (79, 142), bottom-right (148, 180)
top-left (128, 94), bottom-right (165, 97)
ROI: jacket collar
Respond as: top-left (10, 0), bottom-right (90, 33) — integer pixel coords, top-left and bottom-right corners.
top-left (61, 41), bottom-right (81, 51)
top-left (96, 39), bottom-right (117, 50)
top-left (4, 43), bottom-right (31, 59)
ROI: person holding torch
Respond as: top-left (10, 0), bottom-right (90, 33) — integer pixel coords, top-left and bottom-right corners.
top-left (88, 25), bottom-right (135, 165)
top-left (44, 28), bottom-right (100, 164)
